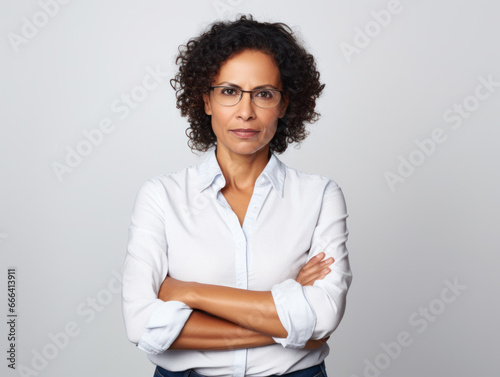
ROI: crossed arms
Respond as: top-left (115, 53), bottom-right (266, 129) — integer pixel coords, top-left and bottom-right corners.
top-left (159, 252), bottom-right (334, 350)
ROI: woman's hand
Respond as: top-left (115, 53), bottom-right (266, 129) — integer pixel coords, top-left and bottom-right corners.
top-left (295, 252), bottom-right (334, 286)
top-left (295, 253), bottom-right (333, 349)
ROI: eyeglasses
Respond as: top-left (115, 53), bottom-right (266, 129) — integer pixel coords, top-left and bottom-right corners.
top-left (210, 86), bottom-right (284, 108)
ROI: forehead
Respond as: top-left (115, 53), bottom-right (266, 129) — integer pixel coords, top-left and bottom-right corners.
top-left (214, 49), bottom-right (281, 86)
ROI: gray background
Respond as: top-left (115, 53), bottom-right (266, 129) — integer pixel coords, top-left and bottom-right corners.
top-left (1, 0), bottom-right (499, 376)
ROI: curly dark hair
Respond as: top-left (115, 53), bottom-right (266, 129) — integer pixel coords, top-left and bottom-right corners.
top-left (170, 14), bottom-right (325, 154)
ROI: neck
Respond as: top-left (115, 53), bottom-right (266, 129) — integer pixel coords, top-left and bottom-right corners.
top-left (215, 146), bottom-right (270, 191)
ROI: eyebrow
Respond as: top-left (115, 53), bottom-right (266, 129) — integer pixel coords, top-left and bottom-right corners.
top-left (216, 81), bottom-right (281, 90)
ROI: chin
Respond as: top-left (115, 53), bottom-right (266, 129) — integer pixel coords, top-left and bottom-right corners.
top-left (225, 144), bottom-right (269, 157)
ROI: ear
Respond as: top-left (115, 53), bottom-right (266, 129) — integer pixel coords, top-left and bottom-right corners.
top-left (278, 92), bottom-right (289, 118)
top-left (202, 93), bottom-right (212, 115)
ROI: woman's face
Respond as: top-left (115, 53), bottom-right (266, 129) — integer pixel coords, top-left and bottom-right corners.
top-left (203, 49), bottom-right (288, 158)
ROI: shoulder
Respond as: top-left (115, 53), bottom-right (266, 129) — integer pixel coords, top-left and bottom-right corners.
top-left (281, 162), bottom-right (341, 193)
top-left (136, 164), bottom-right (199, 200)
top-left (277, 160), bottom-right (346, 210)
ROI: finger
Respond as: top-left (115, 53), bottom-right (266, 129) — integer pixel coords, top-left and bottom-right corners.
top-left (302, 253), bottom-right (330, 272)
top-left (321, 267), bottom-right (331, 275)
top-left (296, 253), bottom-right (334, 285)
top-left (321, 257), bottom-right (334, 265)
top-left (301, 268), bottom-right (327, 283)
top-left (321, 259), bottom-right (334, 270)
top-left (301, 252), bottom-right (325, 271)
top-left (298, 258), bottom-right (333, 281)
top-left (308, 254), bottom-right (334, 269)
top-left (303, 268), bottom-right (331, 286)
top-left (301, 257), bottom-right (333, 278)
top-left (311, 252), bottom-right (326, 262)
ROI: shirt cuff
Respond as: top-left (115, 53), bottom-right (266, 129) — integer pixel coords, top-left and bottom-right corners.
top-left (271, 279), bottom-right (316, 348)
top-left (137, 301), bottom-right (193, 354)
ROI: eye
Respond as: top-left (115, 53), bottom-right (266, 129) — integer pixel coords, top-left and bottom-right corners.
top-left (254, 90), bottom-right (276, 99)
top-left (220, 87), bottom-right (240, 96)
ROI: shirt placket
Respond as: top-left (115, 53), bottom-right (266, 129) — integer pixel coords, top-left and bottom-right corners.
top-left (215, 177), bottom-right (271, 377)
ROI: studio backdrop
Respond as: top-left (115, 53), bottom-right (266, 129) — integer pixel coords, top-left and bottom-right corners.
top-left (1, 1), bottom-right (498, 376)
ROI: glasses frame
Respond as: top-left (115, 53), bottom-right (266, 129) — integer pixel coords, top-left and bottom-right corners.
top-left (210, 86), bottom-right (284, 108)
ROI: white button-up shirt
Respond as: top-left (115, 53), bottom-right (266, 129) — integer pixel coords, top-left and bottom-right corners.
top-left (121, 148), bottom-right (352, 377)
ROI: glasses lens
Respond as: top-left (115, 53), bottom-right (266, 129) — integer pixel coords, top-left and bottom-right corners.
top-left (252, 89), bottom-right (281, 108)
top-left (213, 87), bottom-right (241, 106)
top-left (212, 87), bottom-right (282, 108)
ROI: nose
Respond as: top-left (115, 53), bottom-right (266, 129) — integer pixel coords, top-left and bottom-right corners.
top-left (236, 91), bottom-right (256, 120)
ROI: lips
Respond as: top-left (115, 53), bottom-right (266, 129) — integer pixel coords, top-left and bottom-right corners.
top-left (229, 129), bottom-right (260, 138)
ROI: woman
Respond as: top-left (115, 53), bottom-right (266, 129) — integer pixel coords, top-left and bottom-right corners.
top-left (122, 15), bottom-right (352, 377)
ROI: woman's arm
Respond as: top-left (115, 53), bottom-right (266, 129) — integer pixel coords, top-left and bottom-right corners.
top-left (170, 310), bottom-right (329, 350)
top-left (169, 310), bottom-right (275, 350)
top-left (159, 252), bottom-right (334, 341)
top-left (165, 279), bottom-right (287, 337)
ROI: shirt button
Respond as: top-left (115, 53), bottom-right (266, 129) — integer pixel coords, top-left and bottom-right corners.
top-left (258, 177), bottom-right (265, 185)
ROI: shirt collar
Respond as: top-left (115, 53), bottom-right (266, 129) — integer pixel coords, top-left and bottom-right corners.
top-left (198, 148), bottom-right (285, 197)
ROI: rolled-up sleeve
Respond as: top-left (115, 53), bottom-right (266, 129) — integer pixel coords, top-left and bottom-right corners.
top-left (271, 279), bottom-right (316, 348)
top-left (121, 178), bottom-right (192, 354)
top-left (271, 180), bottom-right (352, 347)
